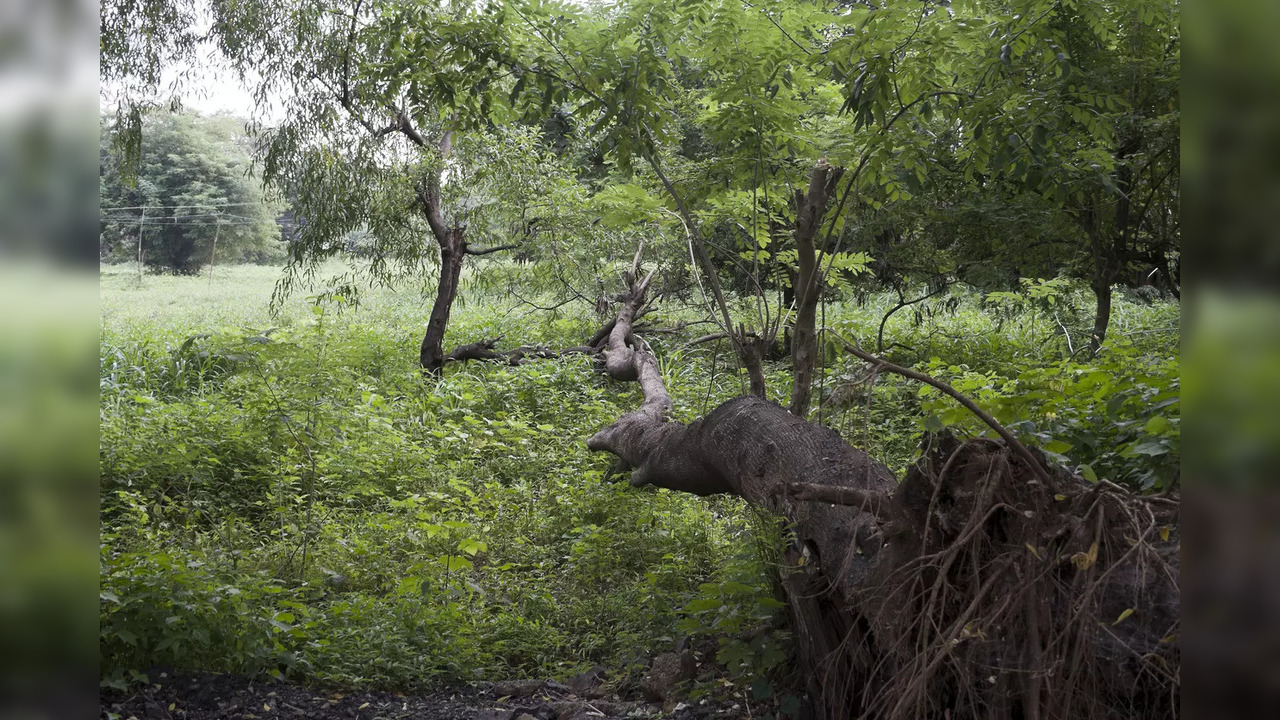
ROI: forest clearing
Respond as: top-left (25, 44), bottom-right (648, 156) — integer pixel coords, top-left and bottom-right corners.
top-left (100, 1), bottom-right (1180, 718)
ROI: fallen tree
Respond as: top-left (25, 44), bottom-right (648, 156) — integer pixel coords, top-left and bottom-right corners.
top-left (584, 267), bottom-right (1180, 720)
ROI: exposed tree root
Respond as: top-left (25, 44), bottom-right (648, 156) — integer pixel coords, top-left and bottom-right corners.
top-left (861, 433), bottom-right (1180, 720)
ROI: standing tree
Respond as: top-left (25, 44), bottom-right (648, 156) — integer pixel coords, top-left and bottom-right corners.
top-left (952, 0), bottom-right (1180, 350)
top-left (99, 111), bottom-right (282, 274)
top-left (211, 0), bottom-right (579, 373)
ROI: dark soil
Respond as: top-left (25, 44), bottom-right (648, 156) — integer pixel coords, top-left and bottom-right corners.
top-left (100, 671), bottom-right (744, 720)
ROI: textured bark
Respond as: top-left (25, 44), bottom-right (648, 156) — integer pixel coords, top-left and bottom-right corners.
top-left (590, 390), bottom-right (896, 717)
top-left (789, 161), bottom-right (842, 418)
top-left (420, 233), bottom-right (466, 374)
top-left (586, 272), bottom-right (899, 717)
top-left (591, 394), bottom-right (1179, 719)
top-left (603, 270), bottom-right (653, 381)
top-left (592, 394), bottom-right (894, 589)
top-left (737, 333), bottom-right (768, 399)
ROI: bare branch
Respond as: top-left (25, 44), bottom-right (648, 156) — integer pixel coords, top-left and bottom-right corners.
top-left (686, 332), bottom-right (730, 347)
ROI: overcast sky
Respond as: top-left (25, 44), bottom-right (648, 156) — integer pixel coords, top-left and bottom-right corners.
top-left (98, 3), bottom-right (281, 123)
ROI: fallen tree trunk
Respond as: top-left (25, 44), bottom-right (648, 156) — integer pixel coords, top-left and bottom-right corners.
top-left (586, 270), bottom-right (1180, 720)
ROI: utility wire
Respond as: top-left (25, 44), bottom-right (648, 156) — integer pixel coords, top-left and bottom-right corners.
top-left (100, 220), bottom-right (274, 227)
top-left (101, 213), bottom-right (269, 222)
top-left (99, 202), bottom-right (268, 211)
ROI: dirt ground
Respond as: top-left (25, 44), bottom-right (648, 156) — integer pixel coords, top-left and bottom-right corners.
top-left (100, 671), bottom-right (746, 720)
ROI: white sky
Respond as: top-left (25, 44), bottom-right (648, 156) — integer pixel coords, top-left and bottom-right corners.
top-left (97, 2), bottom-right (283, 123)
top-left (1, 0), bottom-right (99, 121)
top-left (162, 52), bottom-right (275, 121)
top-left (101, 0), bottom-right (604, 123)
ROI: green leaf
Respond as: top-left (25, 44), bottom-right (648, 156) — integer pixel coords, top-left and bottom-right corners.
top-left (1043, 439), bottom-right (1073, 455)
top-left (1128, 441), bottom-right (1168, 457)
top-left (683, 597), bottom-right (725, 613)
top-left (1143, 415), bottom-right (1171, 435)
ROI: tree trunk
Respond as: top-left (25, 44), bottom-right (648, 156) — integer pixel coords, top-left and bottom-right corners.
top-left (1090, 275), bottom-right (1113, 355)
top-left (587, 277), bottom-right (1180, 719)
top-left (420, 230), bottom-right (466, 374)
top-left (789, 161), bottom-right (840, 418)
top-left (737, 332), bottom-right (768, 399)
top-left (592, 397), bottom-right (1179, 720)
top-left (791, 288), bottom-right (819, 416)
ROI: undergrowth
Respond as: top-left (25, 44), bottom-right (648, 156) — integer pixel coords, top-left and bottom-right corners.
top-left (99, 263), bottom-right (1179, 707)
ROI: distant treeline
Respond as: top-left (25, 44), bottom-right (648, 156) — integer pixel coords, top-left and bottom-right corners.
top-left (99, 111), bottom-right (287, 274)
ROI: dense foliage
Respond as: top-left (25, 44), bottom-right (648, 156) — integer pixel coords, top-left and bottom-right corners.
top-left (102, 0), bottom-right (1179, 332)
top-left (100, 112), bottom-right (284, 273)
top-left (100, 264), bottom-right (1179, 702)
top-left (100, 0), bottom-right (1180, 713)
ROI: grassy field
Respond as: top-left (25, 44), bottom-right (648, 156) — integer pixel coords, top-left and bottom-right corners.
top-left (99, 261), bottom-right (1179, 697)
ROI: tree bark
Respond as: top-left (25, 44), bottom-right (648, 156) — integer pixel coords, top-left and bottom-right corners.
top-left (789, 161), bottom-right (841, 418)
top-left (420, 230), bottom-right (466, 374)
top-left (413, 127), bottom-right (517, 373)
top-left (737, 331), bottom-right (768, 399)
top-left (1090, 275), bottom-right (1113, 355)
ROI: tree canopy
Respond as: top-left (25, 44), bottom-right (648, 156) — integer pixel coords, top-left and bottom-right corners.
top-left (101, 0), bottom-right (1179, 340)
top-left (100, 111), bottom-right (284, 274)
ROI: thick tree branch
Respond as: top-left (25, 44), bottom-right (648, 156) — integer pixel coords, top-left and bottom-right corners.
top-left (445, 337), bottom-right (596, 365)
top-left (603, 266), bottom-right (657, 381)
top-left (420, 127), bottom-right (457, 245)
top-left (686, 332), bottom-right (731, 347)
top-left (774, 481), bottom-right (895, 522)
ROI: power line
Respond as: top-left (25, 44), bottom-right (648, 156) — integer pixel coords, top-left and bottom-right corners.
top-left (100, 220), bottom-right (274, 227)
top-left (100, 212), bottom-right (269, 222)
top-left (99, 202), bottom-right (269, 211)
